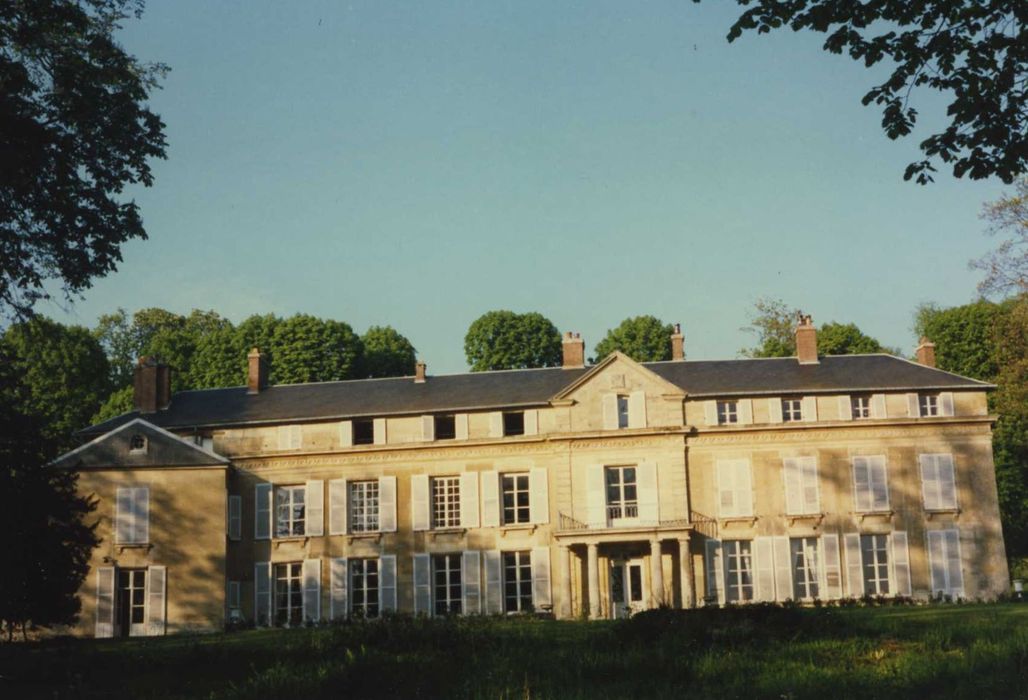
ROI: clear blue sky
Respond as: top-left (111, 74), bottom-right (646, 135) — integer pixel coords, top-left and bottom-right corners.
top-left (47, 0), bottom-right (1009, 374)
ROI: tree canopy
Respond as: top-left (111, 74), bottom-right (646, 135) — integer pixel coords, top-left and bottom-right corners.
top-left (270, 315), bottom-right (363, 385)
top-left (360, 326), bottom-right (417, 379)
top-left (740, 298), bottom-right (891, 358)
top-left (816, 322), bottom-right (886, 356)
top-left (0, 0), bottom-right (167, 319)
top-left (594, 316), bottom-right (675, 363)
top-left (715, 1), bottom-right (1027, 184)
top-left (464, 311), bottom-right (562, 372)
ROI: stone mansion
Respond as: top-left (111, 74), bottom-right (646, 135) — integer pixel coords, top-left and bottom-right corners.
top-left (53, 317), bottom-right (1008, 637)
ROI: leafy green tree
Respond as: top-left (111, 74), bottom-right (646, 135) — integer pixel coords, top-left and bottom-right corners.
top-left (594, 316), bottom-right (675, 363)
top-left (92, 385), bottom-right (134, 424)
top-left (1, 0), bottom-right (167, 319)
top-left (740, 298), bottom-right (799, 358)
top-left (714, 1), bottom-right (1027, 184)
top-left (913, 300), bottom-right (1007, 381)
top-left (464, 311), bottom-right (562, 372)
top-left (817, 322), bottom-right (886, 356)
top-left (271, 315), bottom-right (363, 384)
top-left (360, 326), bottom-right (417, 378)
top-left (189, 326), bottom-right (243, 389)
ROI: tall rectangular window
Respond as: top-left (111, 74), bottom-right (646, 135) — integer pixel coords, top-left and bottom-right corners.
top-left (781, 398), bottom-right (803, 422)
top-left (790, 537), bottom-right (820, 600)
top-left (723, 540), bottom-right (754, 603)
top-left (850, 395), bottom-right (872, 419)
top-left (502, 473), bottom-right (531, 525)
top-left (717, 400), bottom-right (738, 425)
top-left (502, 551), bottom-right (533, 613)
top-left (350, 559), bottom-right (379, 618)
top-left (353, 419), bottom-right (375, 445)
top-left (432, 476), bottom-right (461, 528)
top-left (433, 553), bottom-right (463, 616)
top-left (115, 486), bottom-right (150, 545)
top-left (852, 456), bottom-right (889, 512)
top-left (503, 411), bottom-right (525, 436)
top-left (616, 396), bottom-right (630, 429)
top-left (274, 485), bottom-right (305, 537)
top-left (434, 415), bottom-right (456, 440)
top-left (605, 466), bottom-right (638, 520)
top-left (273, 562), bottom-right (303, 626)
top-left (117, 569), bottom-right (147, 631)
top-left (860, 534), bottom-right (890, 595)
top-left (717, 459), bottom-right (753, 518)
top-left (920, 454), bottom-right (958, 511)
top-left (919, 393), bottom-right (940, 417)
top-left (349, 480), bottom-right (380, 532)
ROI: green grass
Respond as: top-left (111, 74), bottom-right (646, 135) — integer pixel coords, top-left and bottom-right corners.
top-left (4, 604), bottom-right (1028, 699)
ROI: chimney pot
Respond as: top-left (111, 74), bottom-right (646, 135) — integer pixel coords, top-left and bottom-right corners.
top-left (915, 337), bottom-right (937, 368)
top-left (795, 312), bottom-right (819, 365)
top-left (248, 347), bottom-right (269, 394)
top-left (562, 331), bottom-right (585, 369)
top-left (671, 323), bottom-right (685, 361)
top-left (414, 360), bottom-right (427, 383)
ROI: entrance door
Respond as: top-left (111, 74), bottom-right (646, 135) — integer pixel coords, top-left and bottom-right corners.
top-left (610, 559), bottom-right (645, 619)
top-left (117, 569), bottom-right (147, 637)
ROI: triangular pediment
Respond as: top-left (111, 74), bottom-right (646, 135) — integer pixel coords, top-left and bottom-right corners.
top-left (552, 352), bottom-right (687, 402)
top-left (51, 418), bottom-right (228, 470)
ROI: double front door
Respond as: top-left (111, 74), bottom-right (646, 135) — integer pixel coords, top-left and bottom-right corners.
top-left (610, 558), bottom-right (645, 619)
top-left (117, 569), bottom-right (147, 637)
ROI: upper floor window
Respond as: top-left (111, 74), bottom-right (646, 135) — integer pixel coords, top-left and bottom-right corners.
top-left (717, 400), bottom-right (738, 425)
top-left (434, 415), bottom-right (456, 440)
top-left (432, 476), bottom-right (461, 528)
top-left (502, 473), bottom-right (531, 525)
top-left (605, 466), bottom-right (638, 520)
top-left (919, 393), bottom-right (940, 417)
top-left (716, 459), bottom-right (753, 517)
top-left (129, 434), bottom-right (147, 452)
top-left (781, 399), bottom-right (802, 422)
top-left (920, 454), bottom-right (957, 511)
top-left (851, 395), bottom-right (872, 419)
top-left (115, 486), bottom-right (150, 544)
top-left (503, 411), bottom-right (525, 436)
top-left (353, 419), bottom-right (375, 445)
top-left (616, 396), bottom-right (630, 429)
top-left (349, 480), bottom-right (380, 532)
top-left (275, 485), bottom-right (306, 537)
top-left (852, 456), bottom-right (889, 512)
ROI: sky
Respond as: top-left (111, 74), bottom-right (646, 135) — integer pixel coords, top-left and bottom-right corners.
top-left (45, 0), bottom-right (1011, 374)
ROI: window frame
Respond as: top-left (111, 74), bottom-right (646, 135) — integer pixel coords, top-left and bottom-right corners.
top-left (502, 411), bottom-right (525, 436)
top-left (852, 456), bottom-right (890, 513)
top-left (434, 414), bottom-right (456, 441)
top-left (919, 393), bottom-right (940, 417)
top-left (433, 553), bottom-right (463, 616)
top-left (352, 419), bottom-right (375, 445)
top-left (502, 550), bottom-right (533, 613)
top-left (716, 400), bottom-right (739, 425)
top-left (781, 398), bottom-right (803, 423)
top-left (350, 558), bottom-right (380, 618)
top-left (723, 540), bottom-right (754, 603)
top-left (616, 395), bottom-right (630, 429)
top-left (274, 484), bottom-right (306, 538)
top-left (431, 476), bottom-right (462, 529)
top-left (349, 480), bottom-right (380, 533)
top-left (790, 537), bottom-right (821, 600)
top-left (605, 465), bottom-right (639, 521)
top-left (860, 534), bottom-right (890, 596)
top-left (850, 394), bottom-right (872, 419)
top-left (273, 562), bottom-right (303, 627)
top-left (501, 472), bottom-right (531, 525)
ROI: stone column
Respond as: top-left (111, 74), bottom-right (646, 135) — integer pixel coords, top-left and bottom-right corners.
top-left (650, 538), bottom-right (664, 608)
top-left (678, 535), bottom-right (694, 608)
top-left (558, 545), bottom-right (572, 619)
top-left (587, 543), bottom-right (600, 619)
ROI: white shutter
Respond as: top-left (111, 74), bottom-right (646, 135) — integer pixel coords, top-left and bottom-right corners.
top-left (704, 401), bottom-right (719, 426)
top-left (800, 457), bottom-right (819, 513)
top-left (736, 461), bottom-right (753, 517)
top-left (227, 495), bottom-right (242, 541)
top-left (754, 537), bottom-right (776, 602)
top-left (531, 547), bottom-right (552, 610)
top-left (339, 420), bottom-right (353, 447)
top-left (636, 461), bottom-right (659, 525)
top-left (772, 536), bottom-right (792, 602)
top-left (821, 534), bottom-right (843, 599)
top-left (843, 534), bottom-right (863, 597)
top-left (947, 529), bottom-right (965, 597)
top-left (488, 412), bottom-right (504, 438)
top-left (135, 487), bottom-right (150, 544)
top-left (920, 454), bottom-right (941, 510)
top-left (602, 394), bottom-right (619, 430)
top-left (379, 555), bottom-right (397, 612)
top-left (783, 458), bottom-right (802, 515)
top-left (378, 476), bottom-right (397, 532)
top-left (463, 551), bottom-right (482, 614)
top-left (871, 393), bottom-right (887, 419)
top-left (852, 457), bottom-right (871, 511)
top-left (939, 392), bottom-right (955, 417)
top-left (524, 409), bottom-right (539, 436)
top-left (586, 464), bottom-right (606, 526)
top-left (628, 391), bottom-right (647, 428)
top-left (421, 414), bottom-right (435, 442)
top-left (373, 417), bottom-right (387, 445)
top-left (255, 484), bottom-right (272, 540)
top-left (716, 460), bottom-right (735, 517)
top-left (255, 562), bottom-right (272, 626)
top-left (302, 559), bottom-right (321, 623)
top-left (330, 557), bottom-right (348, 619)
top-left (768, 398), bottom-right (783, 424)
top-left (529, 468), bottom-right (549, 524)
top-left (801, 396), bottom-right (818, 422)
top-left (907, 393), bottom-right (921, 417)
top-left (460, 472), bottom-right (479, 528)
top-left (455, 413), bottom-right (469, 440)
top-left (891, 532), bottom-right (911, 596)
top-left (116, 487), bottom-right (133, 544)
top-left (927, 530), bottom-right (947, 595)
top-left (305, 480), bottom-right (324, 536)
top-left (329, 478), bottom-right (347, 535)
top-left (95, 567), bottom-right (115, 638)
top-left (837, 395), bottom-right (852, 421)
top-left (737, 399), bottom-right (753, 425)
top-left (413, 554), bottom-right (432, 616)
top-left (481, 471), bottom-right (500, 527)
top-left (937, 454), bottom-right (957, 509)
top-left (411, 475), bottom-right (430, 531)
top-left (484, 550), bottom-right (503, 613)
top-left (869, 456), bottom-right (889, 510)
top-left (705, 539), bottom-right (724, 605)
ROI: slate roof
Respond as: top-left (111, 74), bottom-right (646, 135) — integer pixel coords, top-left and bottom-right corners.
top-left (80, 354), bottom-right (991, 437)
top-left (53, 419), bottom-right (229, 469)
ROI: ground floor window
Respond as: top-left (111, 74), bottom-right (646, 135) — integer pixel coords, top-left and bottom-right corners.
top-left (434, 553), bottom-right (463, 615)
top-left (274, 562), bottom-right (303, 626)
top-left (503, 551), bottom-right (533, 613)
top-left (117, 569), bottom-right (146, 636)
top-left (351, 559), bottom-right (380, 618)
top-left (791, 537), bottom-right (820, 599)
top-left (723, 540), bottom-right (754, 603)
top-left (861, 534), bottom-right (890, 595)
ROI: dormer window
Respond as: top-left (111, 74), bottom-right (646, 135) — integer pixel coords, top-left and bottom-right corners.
top-left (129, 434), bottom-right (147, 453)
top-left (503, 411), bottom-right (525, 436)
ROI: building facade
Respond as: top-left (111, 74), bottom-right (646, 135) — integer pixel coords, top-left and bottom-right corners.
top-left (54, 320), bottom-right (1010, 637)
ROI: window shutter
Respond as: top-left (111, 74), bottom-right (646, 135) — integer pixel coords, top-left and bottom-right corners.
top-left (837, 395), bottom-right (852, 421)
top-left (939, 392), bottom-right (955, 417)
top-left (737, 399), bottom-right (753, 425)
top-left (255, 484), bottom-right (272, 540)
top-left (736, 460), bottom-right (753, 517)
top-left (602, 395), bottom-right (619, 430)
top-left (339, 420), bottom-right (353, 447)
top-left (852, 457), bottom-right (871, 511)
top-left (768, 398), bottom-right (783, 424)
top-left (920, 455), bottom-right (939, 510)
top-left (463, 550), bottom-right (482, 614)
top-left (870, 456), bottom-right (889, 510)
top-left (529, 468), bottom-right (549, 524)
top-left (946, 529), bottom-right (965, 597)
top-left (843, 534), bottom-right (863, 597)
top-left (481, 471), bottom-right (500, 527)
top-left (871, 393), bottom-right (887, 419)
top-left (783, 458), bottom-right (802, 515)
top-left (95, 567), bottom-right (115, 638)
top-left (716, 460), bottom-right (735, 517)
top-left (411, 475), bottom-right (430, 531)
top-left (373, 418), bottom-right (387, 445)
top-left (116, 487), bottom-right (133, 544)
top-left (754, 537), bottom-right (776, 602)
top-left (801, 396), bottom-right (818, 422)
top-left (800, 457), bottom-right (819, 514)
top-left (455, 413), bottom-right (469, 440)
top-left (330, 557), bottom-right (348, 620)
top-left (628, 391), bottom-right (647, 428)
top-left (228, 495), bottom-right (242, 541)
top-left (305, 480), bottom-right (324, 536)
top-left (937, 454), bottom-right (957, 509)
top-left (329, 478), bottom-right (347, 535)
top-left (302, 558), bottom-right (321, 623)
top-left (704, 539), bottom-right (724, 605)
top-left (134, 487), bottom-right (149, 544)
top-left (255, 562), bottom-right (272, 626)
top-left (378, 476), bottom-right (397, 532)
top-left (484, 550), bottom-right (503, 614)
top-left (704, 401), bottom-right (719, 426)
top-left (460, 472), bottom-right (480, 528)
top-left (636, 461), bottom-right (659, 525)
top-left (821, 534), bottom-right (843, 599)
top-left (421, 414), bottom-right (435, 442)
top-left (488, 412), bottom-right (504, 438)
top-left (586, 464), bottom-right (606, 526)
top-left (379, 555), bottom-right (397, 612)
top-left (413, 554), bottom-right (432, 616)
top-left (907, 393), bottom-right (920, 417)
top-left (531, 547), bottom-right (552, 610)
top-left (890, 532), bottom-right (911, 596)
top-left (927, 530), bottom-right (946, 595)
top-left (772, 536), bottom-right (792, 602)
top-left (524, 410), bottom-right (539, 436)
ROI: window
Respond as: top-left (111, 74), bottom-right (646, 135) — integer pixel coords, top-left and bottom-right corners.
top-left (115, 487), bottom-right (150, 545)
top-left (227, 581), bottom-right (241, 619)
top-left (790, 538), bottom-right (820, 600)
top-left (129, 434), bottom-right (147, 452)
top-left (349, 480), bottom-right (380, 532)
top-left (781, 399), bottom-right (802, 422)
top-left (852, 456), bottom-right (889, 512)
top-left (502, 473), bottom-right (531, 525)
top-left (273, 562), bottom-right (303, 626)
top-left (783, 457), bottom-right (819, 515)
top-left (433, 553), bottom-right (463, 616)
top-left (860, 534), bottom-right (890, 595)
top-left (117, 569), bottom-right (147, 628)
top-left (503, 551), bottom-right (533, 613)
top-left (605, 466), bottom-right (638, 520)
top-left (717, 400), bottom-right (738, 425)
top-left (503, 411), bottom-right (525, 436)
top-left (921, 454), bottom-right (957, 511)
top-left (850, 395), bottom-right (872, 419)
top-left (927, 529), bottom-right (964, 598)
top-left (275, 485), bottom-right (306, 537)
top-left (434, 414), bottom-right (456, 440)
top-left (350, 559), bottom-right (379, 618)
top-left (716, 459), bottom-right (753, 517)
top-left (919, 393), bottom-right (940, 417)
top-left (432, 476), bottom-right (461, 528)
top-left (723, 540), bottom-right (754, 603)
top-left (616, 396), bottom-right (630, 429)
top-left (353, 419), bottom-right (375, 445)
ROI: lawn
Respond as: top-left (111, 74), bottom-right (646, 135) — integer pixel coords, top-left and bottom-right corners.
top-left (3, 603), bottom-right (1028, 699)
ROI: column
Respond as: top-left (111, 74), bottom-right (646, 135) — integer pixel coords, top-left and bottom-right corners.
top-left (678, 535), bottom-right (694, 609)
top-left (587, 543), bottom-right (600, 619)
top-left (558, 545), bottom-right (572, 619)
top-left (650, 538), bottom-right (664, 608)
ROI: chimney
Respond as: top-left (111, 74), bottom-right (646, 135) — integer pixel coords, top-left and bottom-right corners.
top-left (915, 337), bottom-right (937, 368)
top-left (248, 347), bottom-right (269, 394)
top-left (795, 313), bottom-right (819, 365)
top-left (414, 360), bottom-right (427, 383)
top-left (133, 356), bottom-right (172, 413)
top-left (671, 323), bottom-right (685, 361)
top-left (562, 331), bottom-right (585, 369)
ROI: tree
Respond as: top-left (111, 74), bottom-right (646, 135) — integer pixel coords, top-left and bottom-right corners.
top-left (971, 177), bottom-right (1028, 298)
top-left (270, 315), bottom-right (363, 384)
top-left (817, 322), bottom-right (886, 355)
top-left (1, 0), bottom-right (167, 319)
top-left (464, 311), bottom-right (562, 372)
top-left (594, 316), bottom-right (675, 363)
top-left (913, 300), bottom-right (1007, 380)
top-left (360, 326), bottom-right (417, 378)
top-left (714, 1), bottom-right (1027, 184)
top-left (741, 298), bottom-right (891, 358)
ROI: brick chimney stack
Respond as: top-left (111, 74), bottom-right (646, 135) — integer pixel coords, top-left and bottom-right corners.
top-left (562, 331), bottom-right (585, 369)
top-left (915, 337), bottom-right (937, 368)
top-left (795, 313), bottom-right (819, 365)
top-left (414, 360), bottom-right (427, 383)
top-left (247, 348), bottom-right (269, 394)
top-left (134, 356), bottom-right (172, 413)
top-left (671, 323), bottom-right (685, 361)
